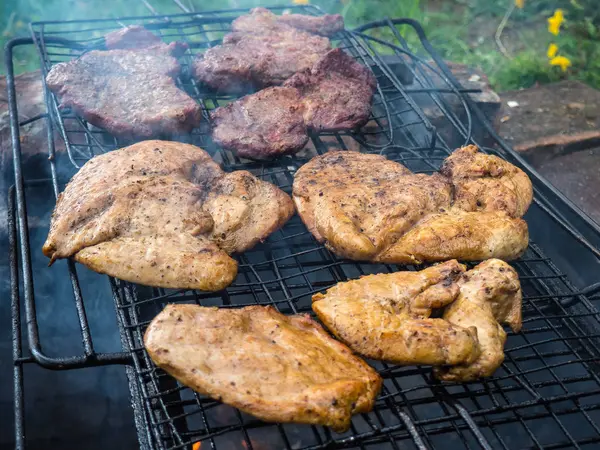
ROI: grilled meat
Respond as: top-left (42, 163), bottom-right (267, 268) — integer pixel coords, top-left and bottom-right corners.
top-left (440, 145), bottom-right (533, 218)
top-left (284, 48), bottom-right (377, 131)
top-left (293, 146), bottom-right (532, 263)
top-left (211, 49), bottom-right (376, 158)
top-left (193, 28), bottom-right (331, 93)
top-left (144, 304), bottom-right (382, 432)
top-left (46, 38), bottom-right (200, 139)
top-left (42, 140), bottom-right (294, 291)
top-left (231, 7), bottom-right (344, 36)
top-left (211, 87), bottom-right (308, 160)
top-left (434, 259), bottom-right (522, 381)
top-left (312, 260), bottom-right (481, 366)
top-left (104, 25), bottom-right (188, 55)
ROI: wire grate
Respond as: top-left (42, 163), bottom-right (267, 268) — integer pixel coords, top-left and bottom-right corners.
top-left (3, 3), bottom-right (599, 450)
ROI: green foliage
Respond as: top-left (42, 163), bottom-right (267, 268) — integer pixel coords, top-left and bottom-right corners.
top-left (1, 0), bottom-right (599, 92)
top-left (489, 51), bottom-right (564, 90)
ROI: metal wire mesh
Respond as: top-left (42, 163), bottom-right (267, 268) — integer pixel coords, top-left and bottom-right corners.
top-left (6, 4), bottom-right (598, 450)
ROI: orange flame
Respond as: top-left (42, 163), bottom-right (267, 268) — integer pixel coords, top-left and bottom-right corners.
top-left (192, 442), bottom-right (201, 450)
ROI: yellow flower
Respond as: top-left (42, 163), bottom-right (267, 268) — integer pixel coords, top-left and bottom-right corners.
top-left (550, 55), bottom-right (571, 72)
top-left (293, 0), bottom-right (310, 4)
top-left (548, 9), bottom-right (564, 35)
top-left (547, 43), bottom-right (558, 58)
top-left (515, 0), bottom-right (524, 9)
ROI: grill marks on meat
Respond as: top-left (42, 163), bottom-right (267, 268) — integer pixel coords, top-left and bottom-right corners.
top-left (211, 87), bottom-right (308, 160)
top-left (284, 48), bottom-right (377, 131)
top-left (193, 29), bottom-right (331, 93)
top-left (42, 140), bottom-right (294, 291)
top-left (231, 7), bottom-right (344, 36)
top-left (144, 304), bottom-right (381, 432)
top-left (211, 49), bottom-right (376, 159)
top-left (46, 28), bottom-right (200, 139)
top-left (293, 146), bottom-right (533, 263)
top-left (312, 260), bottom-right (481, 366)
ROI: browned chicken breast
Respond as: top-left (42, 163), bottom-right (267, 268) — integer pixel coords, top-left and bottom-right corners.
top-left (440, 145), bottom-right (533, 218)
top-left (42, 141), bottom-right (294, 291)
top-left (144, 304), bottom-right (382, 432)
top-left (434, 259), bottom-right (522, 381)
top-left (312, 260), bottom-right (481, 366)
top-left (293, 146), bottom-right (532, 263)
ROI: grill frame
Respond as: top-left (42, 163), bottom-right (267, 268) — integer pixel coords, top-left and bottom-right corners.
top-left (6, 4), bottom-right (600, 450)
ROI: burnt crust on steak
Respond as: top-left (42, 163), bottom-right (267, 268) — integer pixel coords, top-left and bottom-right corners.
top-left (46, 40), bottom-right (201, 139)
top-left (211, 87), bottom-right (308, 160)
top-left (284, 48), bottom-right (377, 131)
top-left (231, 7), bottom-right (344, 36)
top-left (193, 29), bottom-right (331, 93)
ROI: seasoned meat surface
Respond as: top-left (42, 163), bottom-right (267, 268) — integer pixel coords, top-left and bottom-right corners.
top-left (441, 145), bottom-right (533, 218)
top-left (193, 28), bottom-right (331, 93)
top-left (312, 260), bottom-right (481, 366)
top-left (434, 259), bottom-right (522, 381)
top-left (284, 48), bottom-right (376, 131)
top-left (231, 7), bottom-right (344, 36)
top-left (42, 140), bottom-right (294, 290)
top-left (293, 147), bottom-right (532, 263)
top-left (144, 304), bottom-right (382, 432)
top-left (211, 87), bottom-right (308, 160)
top-left (46, 40), bottom-right (200, 139)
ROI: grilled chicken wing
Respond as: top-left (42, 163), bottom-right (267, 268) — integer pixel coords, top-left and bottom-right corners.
top-left (293, 146), bottom-right (532, 263)
top-left (144, 304), bottom-right (381, 432)
top-left (42, 140), bottom-right (294, 291)
top-left (434, 259), bottom-right (522, 381)
top-left (312, 260), bottom-right (481, 366)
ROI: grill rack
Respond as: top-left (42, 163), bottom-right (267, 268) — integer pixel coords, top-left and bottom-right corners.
top-left (6, 3), bottom-right (600, 450)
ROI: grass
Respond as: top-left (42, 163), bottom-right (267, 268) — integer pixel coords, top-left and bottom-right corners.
top-left (1, 0), bottom-right (599, 92)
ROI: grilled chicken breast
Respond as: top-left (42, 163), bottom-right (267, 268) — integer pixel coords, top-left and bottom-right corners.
top-left (144, 304), bottom-right (382, 432)
top-left (293, 146), bottom-right (532, 263)
top-left (434, 259), bottom-right (522, 381)
top-left (42, 140), bottom-right (294, 291)
top-left (312, 260), bottom-right (481, 366)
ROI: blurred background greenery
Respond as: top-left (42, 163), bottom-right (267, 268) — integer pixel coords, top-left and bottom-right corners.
top-left (1, 0), bottom-right (598, 91)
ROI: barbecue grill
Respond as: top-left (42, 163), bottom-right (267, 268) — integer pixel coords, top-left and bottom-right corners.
top-left (7, 3), bottom-right (600, 449)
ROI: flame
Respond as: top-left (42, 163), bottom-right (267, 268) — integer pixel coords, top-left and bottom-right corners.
top-left (192, 442), bottom-right (201, 450)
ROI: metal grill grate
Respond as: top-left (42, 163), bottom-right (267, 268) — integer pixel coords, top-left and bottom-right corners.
top-left (6, 4), bottom-right (600, 450)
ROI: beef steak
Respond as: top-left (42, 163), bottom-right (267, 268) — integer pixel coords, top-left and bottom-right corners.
top-left (46, 29), bottom-right (200, 139)
top-left (193, 29), bottom-right (330, 93)
top-left (284, 48), bottom-right (377, 131)
top-left (231, 7), bottom-right (344, 36)
top-left (210, 87), bottom-right (308, 160)
top-left (104, 25), bottom-right (188, 56)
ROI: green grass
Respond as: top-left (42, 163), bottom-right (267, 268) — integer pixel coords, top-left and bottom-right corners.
top-left (1, 0), bottom-right (598, 91)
